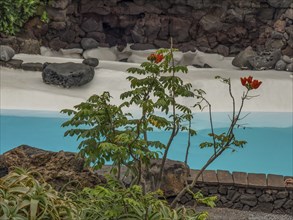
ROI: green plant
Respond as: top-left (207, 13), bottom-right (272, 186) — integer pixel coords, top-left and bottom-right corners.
top-left (62, 45), bottom-right (196, 188)
top-left (0, 168), bottom-right (216, 220)
top-left (70, 176), bottom-right (214, 220)
top-left (0, 168), bottom-right (79, 219)
top-left (0, 0), bottom-right (47, 35)
top-left (171, 75), bottom-right (262, 207)
top-left (62, 44), bottom-right (262, 208)
top-left (40, 11), bottom-right (49, 23)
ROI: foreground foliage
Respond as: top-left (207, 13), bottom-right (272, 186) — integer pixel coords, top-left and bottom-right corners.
top-left (0, 170), bottom-right (214, 220)
top-left (0, 168), bottom-right (78, 220)
top-left (72, 175), bottom-right (213, 220)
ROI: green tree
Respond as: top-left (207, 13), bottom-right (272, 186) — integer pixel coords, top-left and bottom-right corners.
top-left (62, 45), bottom-right (262, 208)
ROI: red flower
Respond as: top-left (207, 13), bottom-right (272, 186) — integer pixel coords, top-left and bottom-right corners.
top-left (147, 53), bottom-right (164, 63)
top-left (251, 79), bottom-right (262, 89)
top-left (247, 76), bottom-right (253, 84)
top-left (240, 76), bottom-right (262, 90)
top-left (155, 54), bottom-right (164, 63)
top-left (240, 77), bottom-right (247, 86)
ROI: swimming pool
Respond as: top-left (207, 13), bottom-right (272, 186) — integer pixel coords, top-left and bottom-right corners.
top-left (0, 110), bottom-right (292, 176)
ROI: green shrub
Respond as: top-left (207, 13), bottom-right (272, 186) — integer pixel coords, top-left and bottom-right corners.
top-left (0, 169), bottom-right (215, 220)
top-left (0, 168), bottom-right (79, 219)
top-left (70, 176), bottom-right (213, 220)
top-left (0, 0), bottom-right (43, 35)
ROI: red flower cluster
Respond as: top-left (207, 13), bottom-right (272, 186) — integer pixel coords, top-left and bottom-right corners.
top-left (147, 53), bottom-right (164, 63)
top-left (240, 76), bottom-right (262, 90)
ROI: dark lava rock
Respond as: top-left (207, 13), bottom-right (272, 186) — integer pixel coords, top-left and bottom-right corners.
top-left (50, 0), bottom-right (70, 9)
top-left (143, 159), bottom-right (189, 197)
top-left (286, 63), bottom-right (293, 72)
top-left (82, 58), bottom-right (99, 67)
top-left (203, 63), bottom-right (212, 68)
top-left (0, 45), bottom-right (15, 61)
top-left (130, 43), bottom-right (157, 50)
top-left (248, 50), bottom-right (282, 70)
top-left (21, 62), bottom-right (43, 71)
top-left (192, 63), bottom-right (212, 68)
top-left (275, 60), bottom-right (287, 71)
top-left (240, 194), bottom-right (258, 206)
top-left (42, 62), bottom-right (95, 88)
top-left (119, 58), bottom-right (128, 62)
top-left (232, 46), bottom-right (256, 70)
top-left (0, 155), bottom-right (8, 178)
top-left (0, 145), bottom-right (106, 191)
top-left (18, 39), bottom-right (41, 54)
top-left (267, 0), bottom-right (292, 8)
top-left (49, 37), bottom-right (68, 50)
top-left (0, 59), bottom-right (23, 68)
top-left (81, 38), bottom-right (99, 50)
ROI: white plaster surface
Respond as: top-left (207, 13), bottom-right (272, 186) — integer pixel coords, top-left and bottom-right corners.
top-left (0, 50), bottom-right (292, 128)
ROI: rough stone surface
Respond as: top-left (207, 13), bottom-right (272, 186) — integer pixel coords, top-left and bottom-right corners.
top-left (275, 60), bottom-right (287, 71)
top-left (47, 7), bottom-right (67, 22)
top-left (81, 38), bottom-right (99, 50)
top-left (18, 39), bottom-right (41, 54)
top-left (282, 55), bottom-right (293, 64)
top-left (215, 45), bottom-right (230, 57)
top-left (200, 14), bottom-right (223, 33)
top-left (0, 59), bottom-right (23, 69)
top-left (232, 46), bottom-right (256, 69)
top-left (1, 0), bottom-right (291, 56)
top-left (82, 58), bottom-right (99, 67)
top-left (81, 17), bottom-right (103, 33)
top-left (283, 200), bottom-right (293, 209)
top-left (259, 194), bottom-right (274, 203)
top-left (21, 62), bottom-right (43, 71)
top-left (0, 145), bottom-right (106, 191)
top-left (240, 194), bottom-right (258, 207)
top-left (252, 202), bottom-right (274, 213)
top-left (50, 0), bottom-right (70, 10)
top-left (248, 50), bottom-right (282, 70)
top-left (186, 172), bottom-right (293, 214)
top-left (49, 37), bottom-right (68, 50)
top-left (143, 159), bottom-right (189, 197)
top-left (0, 45), bottom-right (15, 61)
top-left (42, 62), bottom-right (95, 88)
top-left (286, 63), bottom-right (293, 72)
top-left (130, 43), bottom-right (157, 50)
top-left (274, 198), bottom-right (287, 209)
top-left (268, 0), bottom-right (292, 8)
top-left (276, 191), bottom-right (289, 199)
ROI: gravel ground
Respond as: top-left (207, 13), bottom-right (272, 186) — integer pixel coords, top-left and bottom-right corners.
top-left (195, 207), bottom-right (293, 220)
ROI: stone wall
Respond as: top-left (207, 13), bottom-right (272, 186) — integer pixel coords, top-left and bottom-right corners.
top-left (181, 170), bottom-right (293, 215)
top-left (1, 0), bottom-right (292, 57)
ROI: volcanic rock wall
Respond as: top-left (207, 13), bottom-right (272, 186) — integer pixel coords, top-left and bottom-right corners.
top-left (182, 170), bottom-right (293, 215)
top-left (3, 0), bottom-right (293, 56)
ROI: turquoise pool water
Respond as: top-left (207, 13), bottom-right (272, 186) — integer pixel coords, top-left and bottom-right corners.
top-left (0, 111), bottom-right (292, 176)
